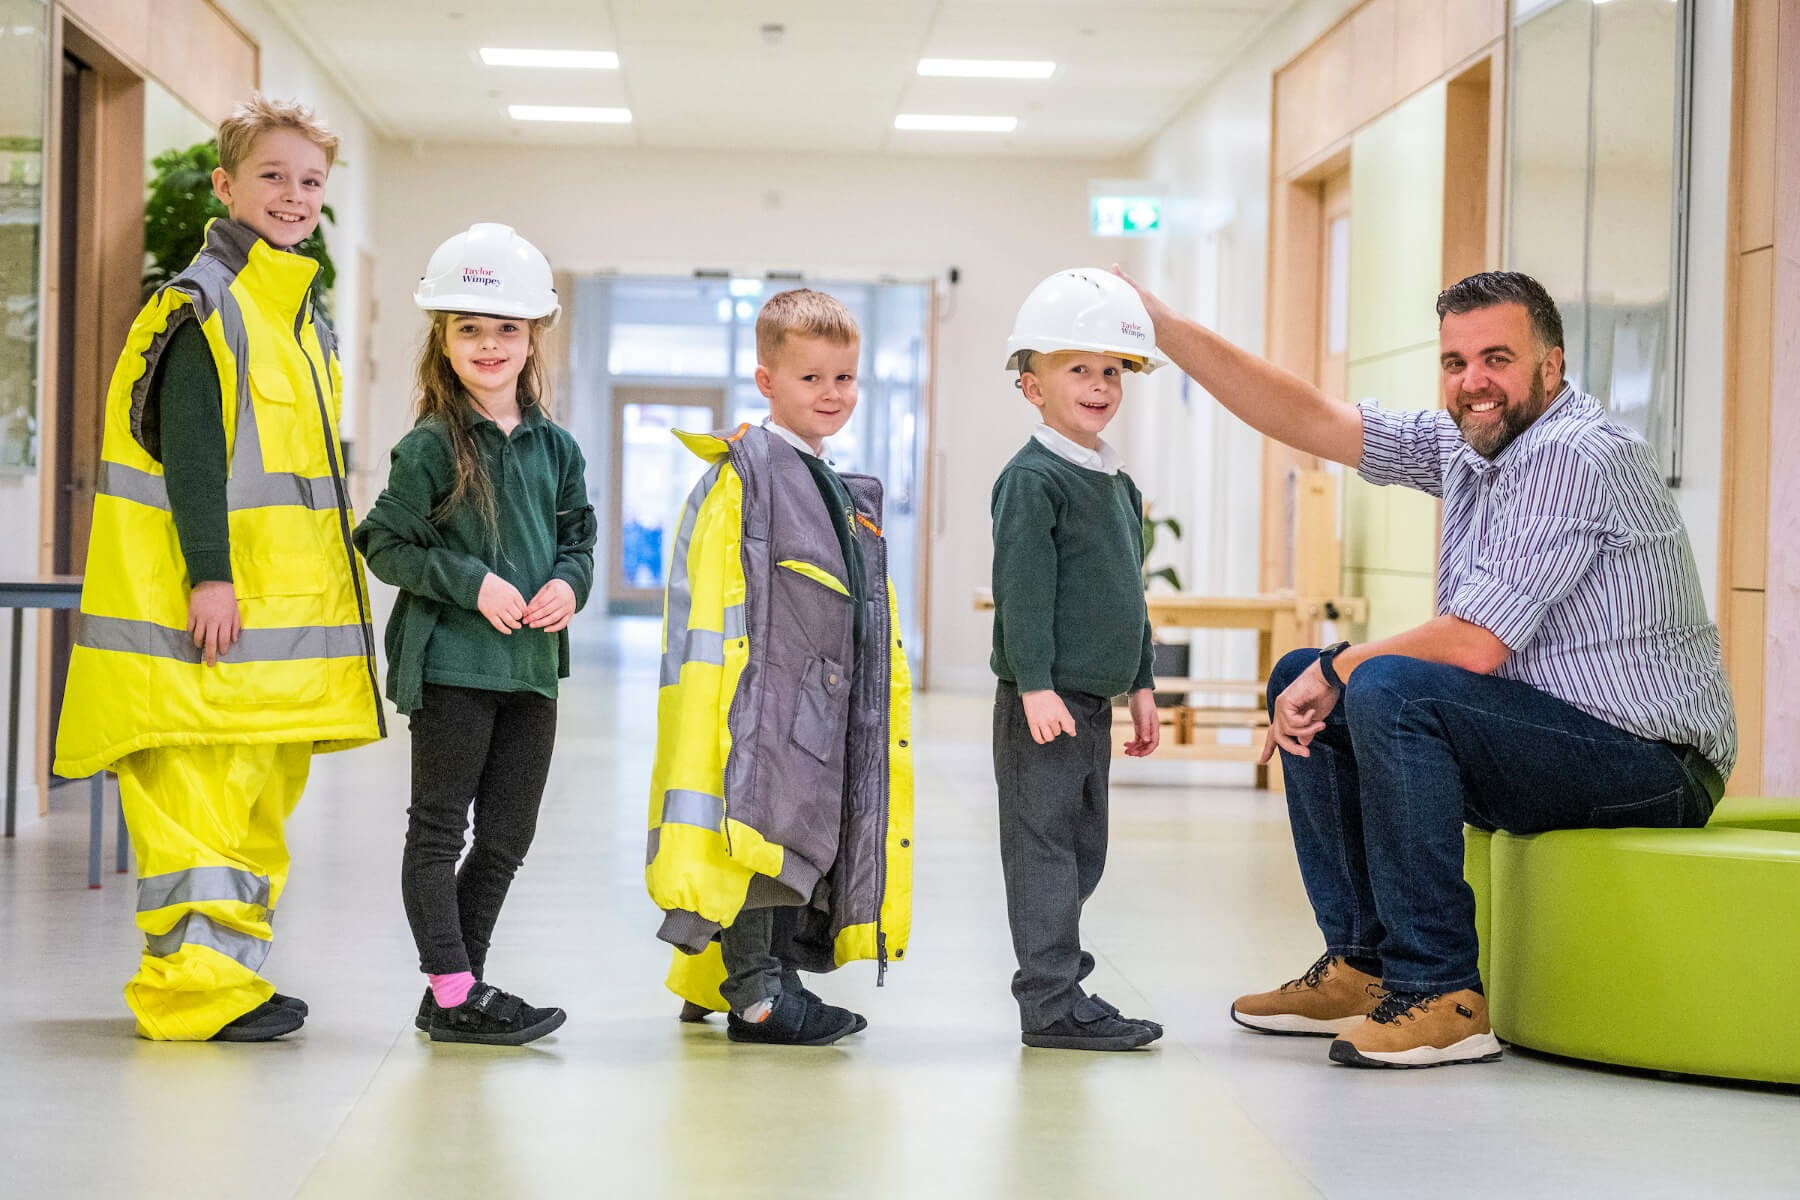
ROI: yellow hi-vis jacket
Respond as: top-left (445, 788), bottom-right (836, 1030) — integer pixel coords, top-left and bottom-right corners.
top-left (647, 424), bottom-right (913, 998)
top-left (54, 219), bottom-right (385, 778)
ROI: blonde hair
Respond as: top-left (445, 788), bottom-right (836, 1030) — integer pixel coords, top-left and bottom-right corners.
top-left (217, 93), bottom-right (340, 174)
top-left (412, 312), bottom-right (552, 545)
top-left (755, 288), bottom-right (859, 365)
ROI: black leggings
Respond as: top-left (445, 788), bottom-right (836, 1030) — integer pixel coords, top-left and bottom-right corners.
top-left (402, 683), bottom-right (558, 976)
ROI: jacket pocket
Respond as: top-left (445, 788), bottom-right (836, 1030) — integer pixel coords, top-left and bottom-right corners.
top-left (791, 655), bottom-right (850, 763)
top-left (778, 559), bottom-right (849, 597)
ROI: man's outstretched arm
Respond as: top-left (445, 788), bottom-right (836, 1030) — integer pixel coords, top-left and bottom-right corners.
top-left (1117, 268), bottom-right (1366, 468)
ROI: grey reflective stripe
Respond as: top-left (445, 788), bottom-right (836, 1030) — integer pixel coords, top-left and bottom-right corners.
top-left (661, 788), bottom-right (724, 831)
top-left (657, 603), bottom-right (748, 687)
top-left (227, 471), bottom-right (339, 511)
top-left (658, 464), bottom-right (725, 687)
top-left (78, 614), bottom-right (371, 664)
top-left (661, 628), bottom-right (725, 687)
top-left (137, 866), bottom-right (270, 912)
top-left (145, 912), bottom-right (273, 974)
top-left (97, 462), bottom-right (173, 511)
top-left (97, 461), bottom-right (338, 513)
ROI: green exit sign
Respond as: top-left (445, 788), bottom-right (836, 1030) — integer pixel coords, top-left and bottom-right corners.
top-left (1091, 195), bottom-right (1162, 237)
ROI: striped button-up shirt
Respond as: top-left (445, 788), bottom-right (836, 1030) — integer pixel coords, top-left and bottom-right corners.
top-left (1356, 384), bottom-right (1737, 777)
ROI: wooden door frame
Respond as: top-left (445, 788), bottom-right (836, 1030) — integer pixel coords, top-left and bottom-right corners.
top-left (607, 384), bottom-right (727, 615)
top-left (34, 16), bottom-right (145, 811)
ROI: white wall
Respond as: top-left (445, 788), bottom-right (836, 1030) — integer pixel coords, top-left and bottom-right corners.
top-left (368, 143), bottom-right (1143, 692)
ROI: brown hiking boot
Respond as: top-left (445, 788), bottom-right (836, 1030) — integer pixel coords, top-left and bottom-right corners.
top-left (1328, 988), bottom-right (1503, 1069)
top-left (1230, 954), bottom-right (1384, 1037)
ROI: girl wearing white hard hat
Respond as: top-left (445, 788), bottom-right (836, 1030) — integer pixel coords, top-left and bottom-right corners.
top-left (353, 223), bottom-right (596, 1046)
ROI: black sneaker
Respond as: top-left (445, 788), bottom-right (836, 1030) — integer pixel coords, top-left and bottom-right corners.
top-left (428, 982), bottom-right (566, 1046)
top-left (726, 991), bottom-right (857, 1046)
top-left (211, 1001), bottom-right (305, 1042)
top-left (1022, 995), bottom-right (1161, 1052)
top-left (798, 987), bottom-right (867, 1035)
top-left (271, 993), bottom-right (309, 1018)
top-left (415, 988), bottom-right (436, 1032)
top-left (678, 1001), bottom-right (715, 1023)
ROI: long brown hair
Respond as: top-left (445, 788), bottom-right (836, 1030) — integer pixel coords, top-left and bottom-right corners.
top-left (411, 311), bottom-right (554, 542)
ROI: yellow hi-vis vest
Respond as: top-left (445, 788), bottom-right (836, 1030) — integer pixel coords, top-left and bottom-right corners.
top-left (54, 219), bottom-right (386, 778)
top-left (646, 425), bottom-right (914, 983)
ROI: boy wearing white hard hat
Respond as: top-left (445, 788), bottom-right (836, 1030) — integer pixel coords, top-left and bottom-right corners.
top-left (353, 223), bottom-right (596, 1045)
top-left (990, 268), bottom-right (1167, 1051)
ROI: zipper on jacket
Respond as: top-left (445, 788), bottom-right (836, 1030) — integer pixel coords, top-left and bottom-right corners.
top-left (719, 439), bottom-right (751, 857)
top-left (865, 516), bottom-right (892, 987)
top-left (295, 302), bottom-right (387, 739)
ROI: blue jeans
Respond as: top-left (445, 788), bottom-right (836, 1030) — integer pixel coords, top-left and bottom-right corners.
top-left (1268, 649), bottom-right (1720, 993)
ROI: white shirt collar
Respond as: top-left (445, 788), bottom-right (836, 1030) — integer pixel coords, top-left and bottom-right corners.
top-left (1032, 423), bottom-right (1122, 475)
top-left (764, 418), bottom-right (828, 461)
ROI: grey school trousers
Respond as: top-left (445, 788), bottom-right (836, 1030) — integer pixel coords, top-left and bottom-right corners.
top-left (993, 680), bottom-right (1112, 1030)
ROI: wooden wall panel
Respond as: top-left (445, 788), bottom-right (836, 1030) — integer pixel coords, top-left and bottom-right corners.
top-left (1443, 62), bottom-right (1492, 288)
top-left (63, 0), bottom-right (256, 127)
top-left (1445, 0), bottom-right (1506, 68)
top-left (1727, 589), bottom-right (1766, 796)
top-left (148, 0), bottom-right (257, 125)
top-left (61, 0), bottom-right (149, 66)
top-left (1731, 249), bottom-right (1774, 593)
top-left (1348, 0), bottom-right (1398, 132)
top-left (1395, 0), bottom-right (1448, 99)
top-left (1738, 0), bottom-right (1779, 253)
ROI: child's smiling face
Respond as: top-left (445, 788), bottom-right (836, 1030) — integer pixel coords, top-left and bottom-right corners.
top-left (756, 333), bottom-right (860, 450)
top-left (442, 314), bottom-right (532, 406)
top-left (1020, 350), bottom-right (1128, 450)
top-left (211, 128), bottom-right (329, 250)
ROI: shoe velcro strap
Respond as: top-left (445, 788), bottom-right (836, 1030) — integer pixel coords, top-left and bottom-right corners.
top-left (1071, 996), bottom-right (1117, 1024)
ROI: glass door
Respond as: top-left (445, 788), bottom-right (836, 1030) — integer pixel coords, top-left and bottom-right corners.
top-left (609, 385), bottom-right (725, 614)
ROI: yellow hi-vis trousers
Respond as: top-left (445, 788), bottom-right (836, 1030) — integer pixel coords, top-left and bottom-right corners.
top-left (116, 742), bottom-right (311, 1040)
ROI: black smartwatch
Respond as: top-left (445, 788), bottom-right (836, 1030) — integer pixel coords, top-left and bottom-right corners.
top-left (1316, 641), bottom-right (1352, 690)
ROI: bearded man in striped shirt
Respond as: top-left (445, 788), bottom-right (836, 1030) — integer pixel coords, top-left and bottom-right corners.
top-left (1120, 269), bottom-right (1734, 1070)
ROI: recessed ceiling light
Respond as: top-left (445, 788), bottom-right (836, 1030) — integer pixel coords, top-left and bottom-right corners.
top-left (481, 48), bottom-right (619, 69)
top-left (917, 59), bottom-right (1055, 79)
top-left (509, 105), bottom-right (632, 124)
top-left (894, 114), bottom-right (1018, 133)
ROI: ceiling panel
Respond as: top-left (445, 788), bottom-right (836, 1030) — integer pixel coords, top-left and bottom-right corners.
top-left (264, 0), bottom-right (1294, 155)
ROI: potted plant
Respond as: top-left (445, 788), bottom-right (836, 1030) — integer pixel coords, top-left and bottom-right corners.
top-left (143, 139), bottom-right (336, 314)
top-left (1142, 509), bottom-right (1188, 707)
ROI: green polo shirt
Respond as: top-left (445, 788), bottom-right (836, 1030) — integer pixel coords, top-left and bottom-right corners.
top-left (353, 402), bottom-right (596, 712)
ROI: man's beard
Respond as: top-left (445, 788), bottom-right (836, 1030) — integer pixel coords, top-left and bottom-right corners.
top-left (1456, 369), bottom-right (1548, 459)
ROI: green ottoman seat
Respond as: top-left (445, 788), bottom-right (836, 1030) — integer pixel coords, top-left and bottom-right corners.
top-left (1482, 799), bottom-right (1800, 1085)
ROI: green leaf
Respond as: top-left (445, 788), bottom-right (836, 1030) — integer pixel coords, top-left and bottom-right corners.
top-left (1144, 565), bottom-right (1182, 592)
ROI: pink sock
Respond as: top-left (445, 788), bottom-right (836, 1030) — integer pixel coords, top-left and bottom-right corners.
top-left (430, 972), bottom-right (476, 1009)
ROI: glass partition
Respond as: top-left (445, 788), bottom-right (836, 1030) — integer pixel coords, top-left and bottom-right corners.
top-left (0, 2), bottom-right (48, 470)
top-left (1507, 0), bottom-right (1689, 478)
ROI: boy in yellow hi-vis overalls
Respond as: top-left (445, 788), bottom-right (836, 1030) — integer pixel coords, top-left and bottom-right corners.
top-left (54, 95), bottom-right (384, 1042)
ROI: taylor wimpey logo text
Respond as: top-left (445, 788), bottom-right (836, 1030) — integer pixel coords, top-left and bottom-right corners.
top-left (462, 266), bottom-right (501, 288)
top-left (1120, 320), bottom-right (1145, 341)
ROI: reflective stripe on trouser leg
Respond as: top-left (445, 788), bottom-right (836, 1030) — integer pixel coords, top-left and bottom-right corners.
top-left (116, 741), bottom-right (313, 1040)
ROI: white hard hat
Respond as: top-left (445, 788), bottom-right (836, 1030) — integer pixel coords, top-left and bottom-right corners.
top-left (414, 223), bottom-right (558, 320)
top-left (1004, 267), bottom-right (1165, 373)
